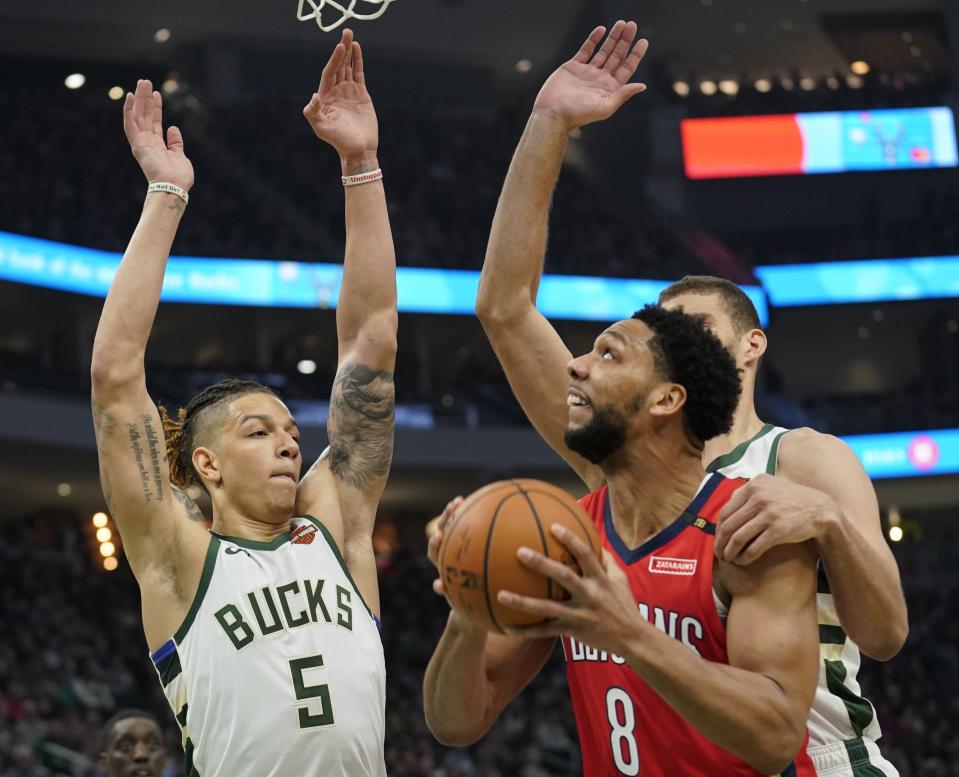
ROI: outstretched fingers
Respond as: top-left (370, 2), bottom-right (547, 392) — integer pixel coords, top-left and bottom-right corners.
top-left (338, 28), bottom-right (354, 84)
top-left (320, 42), bottom-right (347, 93)
top-left (590, 20), bottom-right (626, 68)
top-left (572, 26), bottom-right (607, 64)
top-left (602, 20), bottom-right (637, 75)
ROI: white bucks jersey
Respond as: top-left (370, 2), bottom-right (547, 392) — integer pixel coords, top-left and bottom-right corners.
top-left (709, 424), bottom-right (898, 776)
top-left (151, 516), bottom-right (386, 777)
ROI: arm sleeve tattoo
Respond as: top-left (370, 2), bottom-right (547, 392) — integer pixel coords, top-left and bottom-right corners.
top-left (327, 361), bottom-right (395, 491)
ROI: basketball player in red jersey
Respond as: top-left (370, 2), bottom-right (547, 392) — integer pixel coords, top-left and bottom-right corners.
top-left (466, 13), bottom-right (905, 776)
top-left (424, 24), bottom-right (825, 776)
top-left (425, 301), bottom-right (820, 775)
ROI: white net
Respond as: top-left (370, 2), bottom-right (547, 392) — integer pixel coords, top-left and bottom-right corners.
top-left (296, 0), bottom-right (395, 32)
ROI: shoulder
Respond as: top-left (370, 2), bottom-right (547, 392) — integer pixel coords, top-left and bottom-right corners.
top-left (777, 427), bottom-right (867, 486)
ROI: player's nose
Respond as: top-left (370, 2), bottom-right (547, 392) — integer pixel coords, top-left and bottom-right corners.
top-left (567, 354), bottom-right (589, 380)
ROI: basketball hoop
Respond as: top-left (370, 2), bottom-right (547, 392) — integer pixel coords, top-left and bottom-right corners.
top-left (297, 0), bottom-right (395, 32)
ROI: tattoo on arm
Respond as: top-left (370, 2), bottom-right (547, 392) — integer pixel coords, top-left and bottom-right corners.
top-left (126, 416), bottom-right (167, 504)
top-left (328, 362), bottom-right (395, 490)
top-left (172, 486), bottom-right (206, 523)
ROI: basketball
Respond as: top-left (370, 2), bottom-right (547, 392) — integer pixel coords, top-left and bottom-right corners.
top-left (438, 479), bottom-right (601, 633)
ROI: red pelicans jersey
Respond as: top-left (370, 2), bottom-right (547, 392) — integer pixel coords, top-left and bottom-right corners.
top-left (563, 472), bottom-right (815, 777)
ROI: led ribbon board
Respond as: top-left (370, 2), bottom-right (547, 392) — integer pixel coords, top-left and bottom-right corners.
top-left (0, 230), bottom-right (768, 325)
top-left (682, 106), bottom-right (958, 179)
top-left (755, 256), bottom-right (959, 306)
top-left (842, 429), bottom-right (959, 479)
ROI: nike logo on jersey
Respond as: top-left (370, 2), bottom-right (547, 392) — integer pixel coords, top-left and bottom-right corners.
top-left (225, 547), bottom-right (250, 557)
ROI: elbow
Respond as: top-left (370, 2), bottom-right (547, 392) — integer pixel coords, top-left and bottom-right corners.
top-left (749, 725), bottom-right (807, 776)
top-left (423, 705), bottom-right (486, 748)
top-left (475, 290), bottom-right (529, 332)
top-left (90, 352), bottom-right (142, 398)
top-left (858, 619), bottom-right (909, 662)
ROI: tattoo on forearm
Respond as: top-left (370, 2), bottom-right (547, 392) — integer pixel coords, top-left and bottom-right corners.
top-left (328, 362), bottom-right (395, 490)
top-left (168, 198), bottom-right (186, 214)
top-left (172, 486), bottom-right (206, 523)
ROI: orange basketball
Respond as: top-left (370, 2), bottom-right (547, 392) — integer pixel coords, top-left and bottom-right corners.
top-left (438, 479), bottom-right (601, 633)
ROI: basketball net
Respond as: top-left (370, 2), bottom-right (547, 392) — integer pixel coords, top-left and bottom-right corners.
top-left (297, 0), bottom-right (395, 32)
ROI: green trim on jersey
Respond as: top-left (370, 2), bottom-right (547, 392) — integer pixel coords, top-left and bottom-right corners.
top-left (211, 529), bottom-right (291, 551)
top-left (765, 430), bottom-right (790, 474)
top-left (174, 535), bottom-right (221, 645)
top-left (844, 737), bottom-right (889, 777)
top-left (706, 423), bottom-right (775, 472)
top-left (305, 515), bottom-right (374, 618)
top-left (825, 660), bottom-right (876, 737)
top-left (819, 624), bottom-right (847, 645)
top-left (184, 737), bottom-right (200, 776)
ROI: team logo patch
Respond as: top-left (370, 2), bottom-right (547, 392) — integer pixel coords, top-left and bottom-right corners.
top-left (648, 556), bottom-right (697, 575)
top-left (291, 524), bottom-right (318, 545)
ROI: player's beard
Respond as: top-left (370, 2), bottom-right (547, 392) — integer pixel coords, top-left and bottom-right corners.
top-left (564, 403), bottom-right (629, 464)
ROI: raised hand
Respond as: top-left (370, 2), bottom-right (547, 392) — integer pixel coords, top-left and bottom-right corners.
top-left (534, 20), bottom-right (648, 131)
top-left (122, 79), bottom-right (194, 191)
top-left (303, 28), bottom-right (378, 164)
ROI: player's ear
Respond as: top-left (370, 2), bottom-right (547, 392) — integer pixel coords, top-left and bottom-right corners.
top-left (193, 446), bottom-right (222, 487)
top-left (648, 382), bottom-right (686, 419)
top-left (742, 328), bottom-right (767, 367)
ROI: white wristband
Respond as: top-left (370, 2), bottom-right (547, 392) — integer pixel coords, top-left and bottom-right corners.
top-left (341, 168), bottom-right (383, 187)
top-left (148, 182), bottom-right (189, 205)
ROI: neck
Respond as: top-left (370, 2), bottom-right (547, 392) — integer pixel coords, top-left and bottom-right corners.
top-left (702, 368), bottom-right (765, 466)
top-left (601, 430), bottom-right (706, 550)
top-left (210, 500), bottom-right (294, 542)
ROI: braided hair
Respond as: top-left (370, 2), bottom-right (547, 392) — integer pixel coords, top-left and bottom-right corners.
top-left (159, 378), bottom-right (278, 489)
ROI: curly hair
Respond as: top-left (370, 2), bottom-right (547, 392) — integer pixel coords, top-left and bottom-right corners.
top-left (659, 275), bottom-right (761, 335)
top-left (159, 378), bottom-right (278, 489)
top-left (632, 304), bottom-right (741, 442)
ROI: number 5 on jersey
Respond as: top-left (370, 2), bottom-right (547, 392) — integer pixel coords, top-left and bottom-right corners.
top-left (290, 655), bottom-right (334, 728)
top-left (607, 687), bottom-right (640, 775)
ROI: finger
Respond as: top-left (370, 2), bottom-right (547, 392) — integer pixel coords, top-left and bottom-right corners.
top-left (517, 546), bottom-right (587, 597)
top-left (714, 501), bottom-right (763, 558)
top-left (615, 37), bottom-right (649, 82)
top-left (136, 80), bottom-right (153, 131)
top-left (166, 125), bottom-right (184, 153)
top-left (721, 520), bottom-right (766, 563)
top-left (338, 29), bottom-right (353, 84)
top-left (734, 531), bottom-right (777, 566)
top-left (590, 20), bottom-right (627, 68)
top-left (152, 91), bottom-right (163, 139)
top-left (439, 496), bottom-right (464, 530)
top-left (352, 41), bottom-right (365, 85)
top-left (122, 92), bottom-right (135, 135)
top-left (321, 43), bottom-right (346, 92)
top-left (610, 82), bottom-right (647, 111)
top-left (603, 20), bottom-right (637, 74)
top-left (550, 524), bottom-right (603, 578)
top-left (497, 589), bottom-right (573, 620)
top-left (572, 26), bottom-right (606, 64)
top-left (432, 578), bottom-right (446, 596)
top-left (427, 529), bottom-right (441, 560)
top-left (716, 481), bottom-right (753, 525)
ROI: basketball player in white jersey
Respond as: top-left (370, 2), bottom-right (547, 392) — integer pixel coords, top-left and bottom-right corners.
top-left (91, 29), bottom-right (393, 776)
top-left (470, 18), bottom-right (907, 776)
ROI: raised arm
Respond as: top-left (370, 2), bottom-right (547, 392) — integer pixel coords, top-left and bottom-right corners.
top-left (714, 430), bottom-right (908, 660)
top-left (91, 81), bottom-right (208, 642)
top-left (501, 525), bottom-right (819, 775)
top-left (422, 499), bottom-right (554, 745)
top-left (476, 22), bottom-right (647, 490)
top-left (297, 30), bottom-right (397, 615)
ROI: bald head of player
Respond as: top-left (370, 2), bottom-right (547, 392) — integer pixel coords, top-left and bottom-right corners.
top-left (161, 378), bottom-right (302, 525)
top-left (564, 304), bottom-right (741, 467)
top-left (99, 709), bottom-right (167, 777)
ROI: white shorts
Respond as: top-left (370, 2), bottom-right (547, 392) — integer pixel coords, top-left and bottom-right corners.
top-left (807, 737), bottom-right (899, 777)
